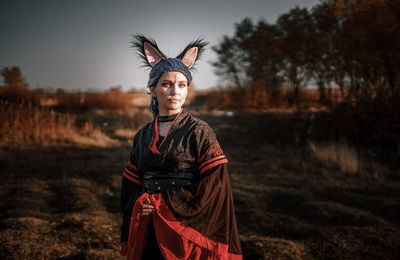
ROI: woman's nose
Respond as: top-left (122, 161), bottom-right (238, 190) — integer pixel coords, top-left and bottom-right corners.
top-left (170, 84), bottom-right (178, 94)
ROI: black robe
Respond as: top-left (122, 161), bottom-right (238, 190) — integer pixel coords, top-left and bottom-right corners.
top-left (120, 109), bottom-right (242, 259)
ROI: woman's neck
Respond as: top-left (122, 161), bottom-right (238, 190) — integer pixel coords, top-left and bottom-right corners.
top-left (158, 121), bottom-right (171, 137)
top-left (157, 111), bottom-right (180, 136)
top-left (158, 113), bottom-right (179, 122)
top-left (158, 108), bottom-right (182, 117)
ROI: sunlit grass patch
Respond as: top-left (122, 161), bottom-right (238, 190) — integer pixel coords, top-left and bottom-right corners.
top-left (308, 140), bottom-right (360, 174)
top-left (0, 101), bottom-right (118, 146)
top-left (114, 128), bottom-right (136, 139)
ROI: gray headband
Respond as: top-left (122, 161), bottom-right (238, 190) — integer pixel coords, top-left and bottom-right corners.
top-left (147, 58), bottom-right (192, 88)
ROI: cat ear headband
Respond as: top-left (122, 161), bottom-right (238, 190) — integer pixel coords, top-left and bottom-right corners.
top-left (131, 34), bottom-right (207, 88)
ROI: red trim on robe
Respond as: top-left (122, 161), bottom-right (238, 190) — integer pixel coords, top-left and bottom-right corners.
top-left (123, 172), bottom-right (142, 185)
top-left (150, 114), bottom-right (160, 153)
top-left (127, 195), bottom-right (151, 259)
top-left (127, 161), bottom-right (138, 172)
top-left (200, 159), bottom-right (228, 175)
top-left (125, 168), bottom-right (140, 179)
top-left (150, 109), bottom-right (184, 154)
top-left (121, 241), bottom-right (128, 256)
top-left (198, 141), bottom-right (224, 163)
top-left (127, 193), bottom-right (242, 260)
top-left (199, 155), bottom-right (226, 170)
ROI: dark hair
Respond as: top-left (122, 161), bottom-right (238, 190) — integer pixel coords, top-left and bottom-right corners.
top-left (149, 97), bottom-right (159, 119)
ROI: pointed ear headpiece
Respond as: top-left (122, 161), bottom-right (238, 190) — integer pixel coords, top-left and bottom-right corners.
top-left (131, 34), bottom-right (207, 88)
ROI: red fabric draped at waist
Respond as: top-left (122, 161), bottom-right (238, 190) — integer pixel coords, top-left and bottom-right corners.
top-left (127, 193), bottom-right (242, 260)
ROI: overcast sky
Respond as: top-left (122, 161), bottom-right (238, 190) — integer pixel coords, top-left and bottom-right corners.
top-left (0, 0), bottom-right (320, 92)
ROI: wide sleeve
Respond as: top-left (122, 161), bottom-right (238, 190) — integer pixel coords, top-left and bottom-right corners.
top-left (120, 133), bottom-right (143, 248)
top-left (161, 124), bottom-right (242, 258)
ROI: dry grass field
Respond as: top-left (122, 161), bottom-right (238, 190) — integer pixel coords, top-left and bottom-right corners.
top-left (0, 94), bottom-right (399, 259)
top-left (197, 111), bottom-right (399, 259)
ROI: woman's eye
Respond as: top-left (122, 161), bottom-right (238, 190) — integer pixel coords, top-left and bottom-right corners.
top-left (162, 83), bottom-right (170, 87)
top-left (179, 83), bottom-right (187, 88)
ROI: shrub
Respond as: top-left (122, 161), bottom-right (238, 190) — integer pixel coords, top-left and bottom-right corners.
top-left (203, 87), bottom-right (335, 111)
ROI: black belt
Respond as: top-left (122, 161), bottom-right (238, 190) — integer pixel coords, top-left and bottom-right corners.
top-left (143, 171), bottom-right (194, 180)
top-left (142, 178), bottom-right (192, 193)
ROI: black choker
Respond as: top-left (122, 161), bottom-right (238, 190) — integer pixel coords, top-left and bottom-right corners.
top-left (158, 113), bottom-right (179, 122)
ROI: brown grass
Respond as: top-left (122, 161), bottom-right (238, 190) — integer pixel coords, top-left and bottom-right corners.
top-left (0, 101), bottom-right (117, 146)
top-left (0, 146), bottom-right (127, 259)
top-left (0, 82), bottom-right (399, 259)
top-left (54, 88), bottom-right (135, 112)
top-left (200, 111), bottom-right (399, 259)
top-left (0, 110), bottom-right (399, 259)
top-left (308, 140), bottom-right (360, 174)
top-left (0, 85), bottom-right (41, 106)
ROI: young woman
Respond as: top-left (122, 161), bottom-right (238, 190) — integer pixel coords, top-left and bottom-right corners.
top-left (120, 35), bottom-right (242, 260)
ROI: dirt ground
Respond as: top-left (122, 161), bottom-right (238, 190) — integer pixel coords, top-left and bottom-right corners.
top-left (1, 109), bottom-right (399, 259)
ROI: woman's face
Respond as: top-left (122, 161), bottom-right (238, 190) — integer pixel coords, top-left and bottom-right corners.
top-left (150, 71), bottom-right (188, 116)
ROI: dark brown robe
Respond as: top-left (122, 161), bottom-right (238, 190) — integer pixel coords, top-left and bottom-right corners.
top-left (120, 109), bottom-right (242, 259)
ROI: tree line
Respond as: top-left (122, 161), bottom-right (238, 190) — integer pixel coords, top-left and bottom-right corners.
top-left (212, 0), bottom-right (400, 105)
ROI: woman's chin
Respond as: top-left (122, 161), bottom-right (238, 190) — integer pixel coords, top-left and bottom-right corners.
top-left (161, 106), bottom-right (182, 115)
top-left (168, 103), bottom-right (183, 110)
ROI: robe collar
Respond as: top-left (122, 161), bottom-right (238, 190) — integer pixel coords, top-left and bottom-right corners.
top-left (149, 108), bottom-right (186, 153)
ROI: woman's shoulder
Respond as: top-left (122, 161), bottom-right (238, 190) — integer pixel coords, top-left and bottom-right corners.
top-left (131, 121), bottom-right (153, 144)
top-left (134, 122), bottom-right (150, 135)
top-left (186, 113), bottom-right (224, 162)
top-left (183, 113), bottom-right (218, 145)
top-left (185, 112), bottom-right (216, 136)
top-left (138, 121), bottom-right (153, 132)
